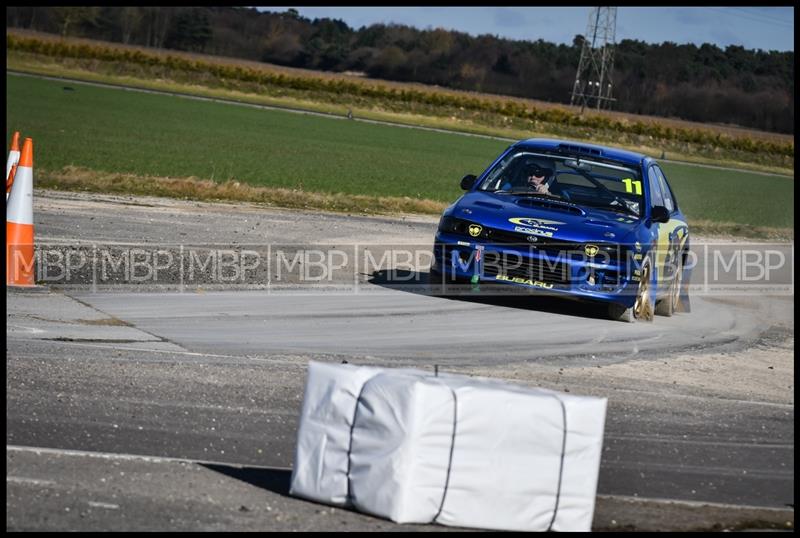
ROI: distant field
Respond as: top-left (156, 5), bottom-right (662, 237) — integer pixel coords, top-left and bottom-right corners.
top-left (6, 31), bottom-right (794, 175)
top-left (6, 74), bottom-right (793, 236)
top-left (9, 29), bottom-right (793, 146)
top-left (658, 162), bottom-right (794, 236)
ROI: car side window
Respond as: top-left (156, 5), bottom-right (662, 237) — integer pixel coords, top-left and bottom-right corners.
top-left (653, 165), bottom-right (676, 213)
top-left (647, 166), bottom-right (664, 209)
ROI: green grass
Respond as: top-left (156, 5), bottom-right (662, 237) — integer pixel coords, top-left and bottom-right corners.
top-left (6, 73), bottom-right (506, 201)
top-left (6, 73), bottom-right (794, 235)
top-left (660, 162), bottom-right (794, 231)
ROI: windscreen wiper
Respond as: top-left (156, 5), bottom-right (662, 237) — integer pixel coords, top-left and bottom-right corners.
top-left (583, 200), bottom-right (639, 217)
top-left (608, 199), bottom-right (640, 217)
top-left (568, 168), bottom-right (639, 214)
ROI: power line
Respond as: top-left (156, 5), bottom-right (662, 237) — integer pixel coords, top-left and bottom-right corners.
top-left (729, 7), bottom-right (793, 26)
top-left (705, 7), bottom-right (793, 28)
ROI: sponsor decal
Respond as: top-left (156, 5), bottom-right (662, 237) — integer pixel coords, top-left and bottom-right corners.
top-left (508, 217), bottom-right (564, 238)
top-left (526, 235), bottom-right (538, 243)
top-left (634, 241), bottom-right (642, 251)
top-left (509, 217), bottom-right (565, 227)
top-left (494, 274), bottom-right (554, 289)
top-left (514, 226), bottom-right (554, 237)
top-left (468, 224), bottom-right (483, 237)
top-left (457, 241), bottom-right (471, 247)
top-left (584, 244), bottom-right (599, 257)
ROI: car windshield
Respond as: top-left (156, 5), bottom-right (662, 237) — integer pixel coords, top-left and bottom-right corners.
top-left (477, 149), bottom-right (644, 217)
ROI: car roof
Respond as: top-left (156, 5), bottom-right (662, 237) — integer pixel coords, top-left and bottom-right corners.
top-left (514, 138), bottom-right (649, 168)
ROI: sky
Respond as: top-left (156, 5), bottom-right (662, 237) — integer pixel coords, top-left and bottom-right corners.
top-left (260, 7), bottom-right (794, 52)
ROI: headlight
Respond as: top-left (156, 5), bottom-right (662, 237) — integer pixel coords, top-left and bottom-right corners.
top-left (438, 216), bottom-right (457, 233)
top-left (438, 216), bottom-right (474, 236)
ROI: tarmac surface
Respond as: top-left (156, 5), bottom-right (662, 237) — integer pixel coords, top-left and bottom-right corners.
top-left (6, 190), bottom-right (795, 531)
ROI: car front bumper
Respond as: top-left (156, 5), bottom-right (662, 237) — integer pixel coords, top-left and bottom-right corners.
top-left (431, 232), bottom-right (641, 308)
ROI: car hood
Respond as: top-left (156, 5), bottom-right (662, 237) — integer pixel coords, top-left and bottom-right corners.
top-left (450, 191), bottom-right (641, 243)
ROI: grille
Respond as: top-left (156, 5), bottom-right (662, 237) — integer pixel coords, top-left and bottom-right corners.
top-left (482, 250), bottom-right (571, 286)
top-left (483, 229), bottom-right (583, 257)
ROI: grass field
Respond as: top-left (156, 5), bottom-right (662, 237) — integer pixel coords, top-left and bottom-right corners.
top-left (6, 73), bottom-right (507, 200)
top-left (6, 74), bottom-right (794, 238)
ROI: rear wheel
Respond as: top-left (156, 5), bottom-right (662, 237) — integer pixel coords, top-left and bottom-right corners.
top-left (655, 255), bottom-right (683, 317)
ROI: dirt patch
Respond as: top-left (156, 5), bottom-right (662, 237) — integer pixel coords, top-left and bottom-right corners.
top-left (578, 336), bottom-right (793, 404)
top-left (75, 317), bottom-right (131, 327)
top-left (458, 335), bottom-right (794, 406)
top-left (24, 314), bottom-right (131, 327)
top-left (39, 166), bottom-right (447, 217)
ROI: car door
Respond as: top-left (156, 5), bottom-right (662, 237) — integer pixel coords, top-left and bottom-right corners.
top-left (649, 164), bottom-right (689, 291)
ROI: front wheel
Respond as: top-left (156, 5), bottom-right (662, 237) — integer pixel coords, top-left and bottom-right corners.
top-left (608, 257), bottom-right (655, 322)
top-left (607, 302), bottom-right (634, 323)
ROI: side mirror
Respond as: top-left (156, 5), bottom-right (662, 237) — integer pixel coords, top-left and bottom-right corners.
top-left (651, 205), bottom-right (670, 223)
top-left (460, 174), bottom-right (477, 190)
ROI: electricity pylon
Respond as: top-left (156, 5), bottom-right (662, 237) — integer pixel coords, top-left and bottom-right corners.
top-left (570, 7), bottom-right (617, 112)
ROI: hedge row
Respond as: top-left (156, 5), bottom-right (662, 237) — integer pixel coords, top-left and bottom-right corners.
top-left (8, 34), bottom-right (793, 158)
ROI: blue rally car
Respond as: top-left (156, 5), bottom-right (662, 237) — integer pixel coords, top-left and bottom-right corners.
top-left (430, 139), bottom-right (692, 322)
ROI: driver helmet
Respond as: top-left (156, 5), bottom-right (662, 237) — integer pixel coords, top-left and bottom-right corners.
top-left (525, 162), bottom-right (554, 182)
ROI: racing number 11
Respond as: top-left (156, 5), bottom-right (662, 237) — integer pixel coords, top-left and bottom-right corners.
top-left (622, 178), bottom-right (642, 195)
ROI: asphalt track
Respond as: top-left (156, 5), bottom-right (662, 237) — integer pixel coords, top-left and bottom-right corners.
top-left (6, 190), bottom-right (795, 531)
top-left (65, 287), bottom-right (774, 365)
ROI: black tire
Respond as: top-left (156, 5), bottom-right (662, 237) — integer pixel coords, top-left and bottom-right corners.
top-left (655, 255), bottom-right (683, 317)
top-left (607, 302), bottom-right (634, 323)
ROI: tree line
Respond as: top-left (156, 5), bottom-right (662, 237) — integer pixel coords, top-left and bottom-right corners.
top-left (6, 6), bottom-right (794, 134)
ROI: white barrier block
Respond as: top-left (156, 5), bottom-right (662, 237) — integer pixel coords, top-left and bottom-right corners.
top-left (290, 361), bottom-right (606, 532)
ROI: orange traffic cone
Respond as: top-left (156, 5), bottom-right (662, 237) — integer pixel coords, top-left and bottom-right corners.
top-left (6, 131), bottom-right (20, 201)
top-left (7, 163), bottom-right (18, 200)
top-left (7, 137), bottom-right (35, 287)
